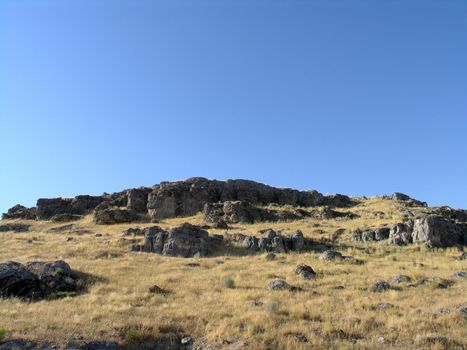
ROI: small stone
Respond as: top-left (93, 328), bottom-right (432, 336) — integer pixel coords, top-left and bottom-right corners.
top-left (181, 336), bottom-right (192, 345)
top-left (378, 336), bottom-right (385, 344)
top-left (372, 280), bottom-right (390, 292)
top-left (148, 285), bottom-right (169, 295)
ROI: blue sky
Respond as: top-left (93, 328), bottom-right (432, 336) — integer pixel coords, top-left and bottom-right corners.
top-left (1, 0), bottom-right (466, 213)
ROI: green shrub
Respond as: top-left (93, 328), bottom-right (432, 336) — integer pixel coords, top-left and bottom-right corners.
top-left (221, 276), bottom-right (235, 288)
top-left (0, 328), bottom-right (6, 341)
top-left (265, 300), bottom-right (280, 314)
top-left (124, 327), bottom-right (144, 343)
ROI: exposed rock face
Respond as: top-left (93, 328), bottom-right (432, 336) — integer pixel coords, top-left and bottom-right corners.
top-left (389, 222), bottom-right (413, 245)
top-left (36, 195), bottom-right (104, 220)
top-left (0, 260), bottom-right (80, 300)
top-left (412, 215), bottom-right (464, 247)
top-left (239, 229), bottom-right (306, 254)
top-left (93, 204), bottom-right (139, 225)
top-left (204, 201), bottom-right (312, 225)
top-left (147, 178), bottom-right (331, 220)
top-left (126, 188), bottom-right (151, 213)
top-left (392, 192), bottom-right (427, 207)
top-left (1, 205), bottom-right (36, 220)
top-left (138, 223), bottom-right (213, 258)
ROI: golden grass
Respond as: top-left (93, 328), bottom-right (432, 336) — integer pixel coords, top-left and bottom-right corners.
top-left (0, 198), bottom-right (465, 349)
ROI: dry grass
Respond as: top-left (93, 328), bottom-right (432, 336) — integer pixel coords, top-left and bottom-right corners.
top-left (0, 198), bottom-right (465, 349)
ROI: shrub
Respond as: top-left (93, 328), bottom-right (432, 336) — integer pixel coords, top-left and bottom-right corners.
top-left (221, 276), bottom-right (235, 289)
top-left (265, 300), bottom-right (280, 314)
top-left (0, 328), bottom-right (6, 341)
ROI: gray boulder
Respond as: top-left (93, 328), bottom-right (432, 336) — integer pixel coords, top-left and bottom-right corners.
top-left (243, 236), bottom-right (259, 251)
top-left (271, 236), bottom-right (286, 253)
top-left (143, 226), bottom-right (167, 253)
top-left (267, 278), bottom-right (291, 291)
top-left (389, 222), bottom-right (413, 245)
top-left (162, 223), bottom-right (209, 257)
top-left (319, 250), bottom-right (343, 261)
top-left (372, 280), bottom-right (391, 292)
top-left (291, 230), bottom-right (304, 251)
top-left (295, 264), bottom-right (316, 279)
top-left (412, 215), bottom-right (463, 247)
top-left (93, 204), bottom-right (139, 225)
top-left (0, 260), bottom-right (80, 300)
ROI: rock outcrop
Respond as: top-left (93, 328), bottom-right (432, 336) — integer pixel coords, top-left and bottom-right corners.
top-left (0, 260), bottom-right (80, 300)
top-left (240, 229), bottom-right (305, 254)
top-left (135, 223), bottom-right (215, 258)
top-left (1, 205), bottom-right (36, 220)
top-left (3, 178), bottom-right (355, 224)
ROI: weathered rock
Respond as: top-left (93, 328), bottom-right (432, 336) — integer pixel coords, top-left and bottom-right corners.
top-left (126, 188), bottom-right (151, 213)
top-left (50, 213), bottom-right (83, 222)
top-left (0, 261), bottom-right (43, 299)
top-left (389, 275), bottom-right (412, 284)
top-left (362, 230), bottom-right (375, 242)
top-left (121, 227), bottom-right (144, 237)
top-left (295, 264), bottom-right (316, 279)
top-left (374, 227), bottom-right (390, 241)
top-left (291, 230), bottom-right (304, 251)
top-left (372, 280), bottom-right (391, 292)
top-left (0, 224), bottom-right (30, 233)
top-left (25, 260), bottom-right (79, 296)
top-left (0, 260), bottom-right (80, 300)
top-left (452, 271), bottom-right (467, 279)
top-left (148, 284), bottom-right (170, 294)
top-left (412, 215), bottom-right (463, 247)
top-left (267, 278), bottom-right (292, 291)
top-left (319, 250), bottom-right (343, 261)
top-left (271, 236), bottom-right (286, 253)
top-left (143, 226), bottom-right (167, 253)
top-left (162, 223), bottom-right (209, 257)
top-left (36, 198), bottom-right (73, 220)
top-left (392, 192), bottom-right (427, 207)
top-left (2, 205), bottom-right (36, 220)
top-left (351, 229), bottom-right (362, 241)
top-left (93, 205), bottom-right (139, 225)
top-left (243, 236), bottom-right (259, 251)
top-left (389, 222), bottom-right (413, 245)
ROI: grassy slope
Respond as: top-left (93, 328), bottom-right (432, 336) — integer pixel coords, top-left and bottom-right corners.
top-left (0, 198), bottom-right (465, 349)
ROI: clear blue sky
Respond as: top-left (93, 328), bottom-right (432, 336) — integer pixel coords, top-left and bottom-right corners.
top-left (1, 0), bottom-right (466, 214)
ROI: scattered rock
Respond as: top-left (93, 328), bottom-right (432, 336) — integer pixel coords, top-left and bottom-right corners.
top-left (148, 285), bottom-right (170, 295)
top-left (181, 336), bottom-right (192, 346)
top-left (294, 264), bottom-right (316, 279)
top-left (184, 263), bottom-right (201, 268)
top-left (452, 271), bottom-right (467, 279)
top-left (389, 274), bottom-right (412, 284)
top-left (0, 224), bottom-right (30, 233)
top-left (163, 223), bottom-right (209, 258)
top-left (121, 227), bottom-right (144, 237)
top-left (372, 280), bottom-right (391, 292)
top-left (319, 250), bottom-right (343, 261)
top-left (268, 278), bottom-right (291, 291)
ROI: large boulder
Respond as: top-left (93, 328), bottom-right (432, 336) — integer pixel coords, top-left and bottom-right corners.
top-left (392, 192), bottom-right (427, 207)
top-left (162, 223), bottom-right (209, 257)
top-left (143, 226), bottom-right (168, 253)
top-left (93, 204), bottom-right (139, 224)
top-left (412, 215), bottom-right (464, 247)
top-left (0, 261), bottom-right (43, 299)
top-left (0, 260), bottom-right (80, 300)
top-left (36, 198), bottom-right (74, 220)
top-left (389, 222), bottom-right (413, 245)
top-left (126, 188), bottom-right (151, 213)
top-left (2, 205), bottom-right (36, 220)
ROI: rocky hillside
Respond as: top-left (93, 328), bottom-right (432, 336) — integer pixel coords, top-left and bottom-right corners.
top-left (3, 178), bottom-right (466, 249)
top-left (0, 179), bottom-right (466, 349)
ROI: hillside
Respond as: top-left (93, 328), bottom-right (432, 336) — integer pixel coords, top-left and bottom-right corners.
top-left (0, 179), bottom-right (465, 350)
